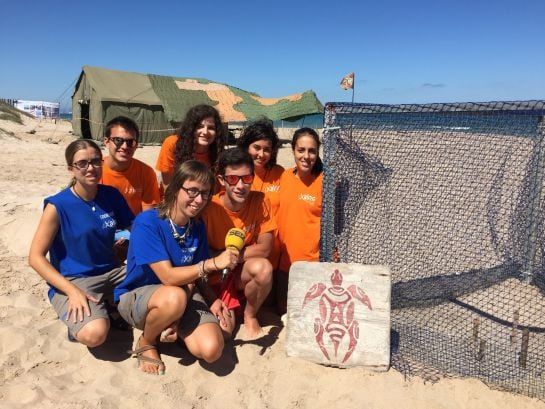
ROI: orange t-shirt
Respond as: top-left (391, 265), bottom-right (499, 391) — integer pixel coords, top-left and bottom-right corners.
top-left (201, 191), bottom-right (277, 284)
top-left (202, 191), bottom-right (276, 250)
top-left (276, 168), bottom-right (323, 273)
top-left (252, 164), bottom-right (284, 216)
top-left (155, 134), bottom-right (177, 174)
top-left (252, 164), bottom-right (284, 269)
top-left (101, 158), bottom-right (160, 215)
top-left (155, 134), bottom-right (211, 175)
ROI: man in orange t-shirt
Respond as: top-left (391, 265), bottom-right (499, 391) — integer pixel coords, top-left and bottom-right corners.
top-left (201, 148), bottom-right (275, 339)
top-left (101, 116), bottom-right (160, 215)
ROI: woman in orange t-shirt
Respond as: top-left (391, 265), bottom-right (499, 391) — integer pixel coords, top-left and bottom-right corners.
top-left (155, 104), bottom-right (226, 187)
top-left (276, 127), bottom-right (323, 314)
top-left (237, 118), bottom-right (284, 270)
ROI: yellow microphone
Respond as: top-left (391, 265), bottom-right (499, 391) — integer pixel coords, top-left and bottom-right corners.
top-left (221, 228), bottom-right (246, 282)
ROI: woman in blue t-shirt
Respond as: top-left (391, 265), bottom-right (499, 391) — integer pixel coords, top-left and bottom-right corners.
top-left (29, 139), bottom-right (134, 348)
top-left (114, 160), bottom-right (238, 375)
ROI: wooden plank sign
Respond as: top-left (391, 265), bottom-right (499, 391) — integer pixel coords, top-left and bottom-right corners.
top-left (285, 262), bottom-right (391, 370)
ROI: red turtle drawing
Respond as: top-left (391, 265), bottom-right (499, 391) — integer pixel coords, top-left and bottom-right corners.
top-left (302, 269), bottom-right (373, 363)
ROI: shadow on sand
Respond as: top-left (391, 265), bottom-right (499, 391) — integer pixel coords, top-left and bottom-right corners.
top-left (88, 308), bottom-right (284, 374)
top-left (88, 327), bottom-right (135, 362)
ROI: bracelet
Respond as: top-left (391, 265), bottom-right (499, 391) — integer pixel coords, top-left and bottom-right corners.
top-left (212, 257), bottom-right (219, 271)
top-left (198, 260), bottom-right (208, 282)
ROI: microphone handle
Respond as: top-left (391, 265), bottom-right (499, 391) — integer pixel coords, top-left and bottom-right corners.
top-left (221, 242), bottom-right (243, 282)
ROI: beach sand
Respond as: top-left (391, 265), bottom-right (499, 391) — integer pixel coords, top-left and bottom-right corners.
top-left (0, 117), bottom-right (544, 408)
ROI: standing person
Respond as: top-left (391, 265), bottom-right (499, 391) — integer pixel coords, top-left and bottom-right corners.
top-left (101, 116), bottom-right (160, 216)
top-left (114, 161), bottom-right (238, 375)
top-left (237, 118), bottom-right (284, 295)
top-left (237, 118), bottom-right (284, 215)
top-left (155, 104), bottom-right (226, 187)
top-left (276, 128), bottom-right (323, 315)
top-left (28, 140), bottom-right (134, 347)
top-left (201, 148), bottom-right (275, 339)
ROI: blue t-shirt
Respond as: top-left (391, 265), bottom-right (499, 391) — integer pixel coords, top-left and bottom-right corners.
top-left (46, 185), bottom-right (134, 298)
top-left (114, 209), bottom-right (209, 302)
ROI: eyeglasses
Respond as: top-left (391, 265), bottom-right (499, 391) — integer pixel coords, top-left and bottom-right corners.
top-left (222, 174), bottom-right (254, 186)
top-left (110, 137), bottom-right (137, 148)
top-left (181, 186), bottom-right (211, 200)
top-left (72, 158), bottom-right (103, 170)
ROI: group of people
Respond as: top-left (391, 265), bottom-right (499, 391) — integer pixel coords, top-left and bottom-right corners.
top-left (28, 104), bottom-right (323, 375)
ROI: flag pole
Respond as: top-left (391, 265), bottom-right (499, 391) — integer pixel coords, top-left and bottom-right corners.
top-left (351, 73), bottom-right (355, 103)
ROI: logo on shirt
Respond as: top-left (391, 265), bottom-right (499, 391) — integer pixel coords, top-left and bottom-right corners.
top-left (124, 187), bottom-right (143, 195)
top-left (179, 246), bottom-right (197, 264)
top-left (265, 185), bottom-right (280, 193)
top-left (298, 193), bottom-right (316, 203)
top-left (100, 211), bottom-right (117, 229)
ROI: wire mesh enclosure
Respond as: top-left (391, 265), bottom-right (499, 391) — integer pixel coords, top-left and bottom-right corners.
top-left (321, 100), bottom-right (545, 398)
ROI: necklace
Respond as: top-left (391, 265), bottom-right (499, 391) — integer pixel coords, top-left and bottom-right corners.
top-left (169, 218), bottom-right (192, 246)
top-left (71, 186), bottom-right (97, 211)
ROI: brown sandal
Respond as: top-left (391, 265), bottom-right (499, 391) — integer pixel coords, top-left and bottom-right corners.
top-left (128, 343), bottom-right (165, 375)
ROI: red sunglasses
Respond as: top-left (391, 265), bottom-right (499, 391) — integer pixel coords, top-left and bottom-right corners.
top-left (222, 174), bottom-right (254, 186)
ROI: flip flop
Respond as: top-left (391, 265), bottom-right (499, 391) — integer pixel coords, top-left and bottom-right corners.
top-left (128, 343), bottom-right (165, 375)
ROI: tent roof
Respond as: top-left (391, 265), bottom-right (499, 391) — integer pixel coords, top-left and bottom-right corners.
top-left (79, 65), bottom-right (323, 122)
top-left (81, 66), bottom-right (162, 105)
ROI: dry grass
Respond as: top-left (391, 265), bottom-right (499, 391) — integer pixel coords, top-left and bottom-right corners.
top-left (0, 101), bottom-right (33, 124)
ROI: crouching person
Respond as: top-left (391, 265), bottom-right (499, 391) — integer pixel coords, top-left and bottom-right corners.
top-left (201, 148), bottom-right (275, 339)
top-left (28, 139), bottom-right (134, 348)
top-left (114, 161), bottom-right (238, 375)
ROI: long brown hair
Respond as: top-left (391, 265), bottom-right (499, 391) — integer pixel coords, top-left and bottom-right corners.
top-left (173, 105), bottom-right (226, 173)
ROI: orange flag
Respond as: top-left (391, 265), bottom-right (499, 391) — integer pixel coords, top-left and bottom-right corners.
top-left (340, 72), bottom-right (355, 90)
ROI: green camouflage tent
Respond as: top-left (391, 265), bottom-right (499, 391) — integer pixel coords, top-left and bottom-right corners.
top-left (72, 65), bottom-right (323, 144)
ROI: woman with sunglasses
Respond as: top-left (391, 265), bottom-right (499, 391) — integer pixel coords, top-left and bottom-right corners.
top-left (114, 160), bottom-right (238, 375)
top-left (156, 104), bottom-right (226, 187)
top-left (275, 128), bottom-right (323, 314)
top-left (29, 139), bottom-right (134, 348)
top-left (237, 118), bottom-right (284, 269)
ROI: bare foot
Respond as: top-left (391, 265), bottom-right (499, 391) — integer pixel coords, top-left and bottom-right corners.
top-left (130, 336), bottom-right (165, 375)
top-left (242, 316), bottom-right (264, 340)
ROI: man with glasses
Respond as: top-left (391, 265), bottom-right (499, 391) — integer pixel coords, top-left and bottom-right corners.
top-left (201, 148), bottom-right (275, 339)
top-left (101, 116), bottom-right (160, 216)
top-left (101, 117), bottom-right (161, 327)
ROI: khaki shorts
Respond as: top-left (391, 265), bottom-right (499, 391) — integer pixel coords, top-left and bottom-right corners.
top-left (118, 285), bottom-right (218, 338)
top-left (50, 265), bottom-right (126, 338)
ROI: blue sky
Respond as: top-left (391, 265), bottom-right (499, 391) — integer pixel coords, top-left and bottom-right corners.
top-left (1, 0), bottom-right (544, 112)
